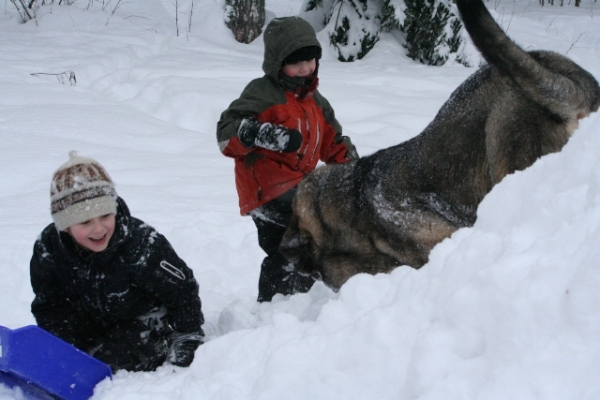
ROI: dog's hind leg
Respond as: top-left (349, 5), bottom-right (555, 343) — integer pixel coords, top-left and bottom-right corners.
top-left (484, 95), bottom-right (573, 183)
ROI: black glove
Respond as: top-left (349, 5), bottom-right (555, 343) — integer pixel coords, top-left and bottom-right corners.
top-left (136, 337), bottom-right (169, 372)
top-left (237, 117), bottom-right (302, 152)
top-left (168, 332), bottom-right (203, 367)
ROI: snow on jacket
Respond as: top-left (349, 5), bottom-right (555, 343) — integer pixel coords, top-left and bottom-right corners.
top-left (217, 16), bottom-right (358, 215)
top-left (30, 197), bottom-right (204, 351)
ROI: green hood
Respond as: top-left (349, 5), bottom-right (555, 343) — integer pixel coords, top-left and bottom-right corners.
top-left (262, 16), bottom-right (321, 79)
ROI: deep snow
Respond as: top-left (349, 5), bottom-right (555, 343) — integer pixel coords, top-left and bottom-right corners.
top-left (1, 0), bottom-right (600, 399)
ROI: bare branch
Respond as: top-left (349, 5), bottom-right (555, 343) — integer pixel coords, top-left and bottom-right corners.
top-left (187, 0), bottom-right (195, 35)
top-left (175, 0), bottom-right (179, 37)
top-left (566, 32), bottom-right (585, 55)
top-left (111, 0), bottom-right (124, 15)
top-left (30, 70), bottom-right (77, 85)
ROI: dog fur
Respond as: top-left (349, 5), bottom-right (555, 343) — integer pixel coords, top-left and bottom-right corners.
top-left (279, 0), bottom-right (600, 290)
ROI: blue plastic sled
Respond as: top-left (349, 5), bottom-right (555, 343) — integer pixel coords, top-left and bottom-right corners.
top-left (0, 325), bottom-right (112, 400)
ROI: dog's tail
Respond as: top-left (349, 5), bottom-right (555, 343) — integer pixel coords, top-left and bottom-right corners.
top-left (456, 0), bottom-right (600, 118)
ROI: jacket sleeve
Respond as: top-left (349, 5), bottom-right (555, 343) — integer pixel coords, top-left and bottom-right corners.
top-left (217, 77), bottom-right (284, 158)
top-left (314, 91), bottom-right (359, 163)
top-left (30, 233), bottom-right (100, 350)
top-left (136, 231), bottom-right (204, 335)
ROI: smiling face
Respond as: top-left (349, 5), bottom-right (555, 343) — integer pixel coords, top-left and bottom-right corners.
top-left (282, 58), bottom-right (316, 78)
top-left (66, 214), bottom-right (116, 252)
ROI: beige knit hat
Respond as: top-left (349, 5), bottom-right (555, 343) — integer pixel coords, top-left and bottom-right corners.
top-left (50, 151), bottom-right (117, 231)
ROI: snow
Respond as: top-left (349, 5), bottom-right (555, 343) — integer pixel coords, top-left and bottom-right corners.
top-left (1, 0), bottom-right (600, 399)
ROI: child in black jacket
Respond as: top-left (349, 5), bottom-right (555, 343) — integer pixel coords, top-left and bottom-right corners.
top-left (30, 151), bottom-right (204, 373)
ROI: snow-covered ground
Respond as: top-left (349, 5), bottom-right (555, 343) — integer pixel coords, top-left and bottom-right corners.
top-left (1, 0), bottom-right (599, 398)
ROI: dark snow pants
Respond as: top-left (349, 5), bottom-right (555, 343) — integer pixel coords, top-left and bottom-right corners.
top-left (250, 187), bottom-right (316, 302)
top-left (90, 307), bottom-right (172, 373)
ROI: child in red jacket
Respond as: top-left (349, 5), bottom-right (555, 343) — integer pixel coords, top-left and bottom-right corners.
top-left (217, 16), bottom-right (358, 302)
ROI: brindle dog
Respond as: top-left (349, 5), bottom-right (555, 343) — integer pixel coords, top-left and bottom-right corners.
top-left (280, 0), bottom-right (600, 290)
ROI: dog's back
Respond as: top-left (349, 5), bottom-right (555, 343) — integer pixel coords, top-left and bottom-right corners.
top-left (397, 0), bottom-right (600, 215)
top-left (282, 0), bottom-right (600, 290)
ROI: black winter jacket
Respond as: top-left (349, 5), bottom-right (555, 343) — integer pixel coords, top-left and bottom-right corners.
top-left (30, 197), bottom-right (204, 352)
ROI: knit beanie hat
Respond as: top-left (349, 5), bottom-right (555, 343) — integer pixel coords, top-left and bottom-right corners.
top-left (282, 45), bottom-right (322, 66)
top-left (50, 151), bottom-right (117, 231)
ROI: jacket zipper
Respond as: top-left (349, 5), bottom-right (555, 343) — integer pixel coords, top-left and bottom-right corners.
top-left (310, 122), bottom-right (320, 162)
top-left (301, 104), bottom-right (320, 165)
top-left (298, 117), bottom-right (305, 160)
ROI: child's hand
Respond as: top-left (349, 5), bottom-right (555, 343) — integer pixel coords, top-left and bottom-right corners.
top-left (238, 117), bottom-right (302, 153)
top-left (168, 332), bottom-right (203, 367)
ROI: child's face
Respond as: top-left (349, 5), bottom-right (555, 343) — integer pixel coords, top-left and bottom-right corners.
top-left (66, 214), bottom-right (116, 252)
top-left (282, 58), bottom-right (316, 78)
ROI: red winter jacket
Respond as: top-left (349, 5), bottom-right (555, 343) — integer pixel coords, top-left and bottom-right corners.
top-left (219, 83), bottom-right (355, 214)
top-left (216, 17), bottom-right (358, 215)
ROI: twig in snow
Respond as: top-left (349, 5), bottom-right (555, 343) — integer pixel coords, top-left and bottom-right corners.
top-left (30, 70), bottom-right (77, 85)
top-left (111, 0), bottom-right (124, 15)
top-left (187, 0), bottom-right (195, 35)
top-left (175, 0), bottom-right (180, 37)
top-left (566, 32), bottom-right (585, 55)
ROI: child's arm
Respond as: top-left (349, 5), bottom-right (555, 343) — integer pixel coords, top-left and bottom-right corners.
top-left (133, 229), bottom-right (204, 335)
top-left (142, 251), bottom-right (202, 333)
top-left (321, 125), bottom-right (359, 163)
top-left (314, 92), bottom-right (359, 162)
top-left (30, 236), bottom-right (101, 351)
top-left (136, 232), bottom-right (204, 367)
top-left (217, 78), bottom-right (288, 157)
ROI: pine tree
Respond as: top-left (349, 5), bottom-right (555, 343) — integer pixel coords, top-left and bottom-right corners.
top-left (380, 0), bottom-right (404, 31)
top-left (226, 0), bottom-right (468, 65)
top-left (326, 0), bottom-right (381, 62)
top-left (224, 0), bottom-right (265, 44)
top-left (319, 0), bottom-right (466, 65)
top-left (392, 0), bottom-right (466, 66)
top-left (303, 0), bottom-right (336, 26)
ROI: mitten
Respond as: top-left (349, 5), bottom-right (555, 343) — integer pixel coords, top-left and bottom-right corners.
top-left (136, 337), bottom-right (169, 372)
top-left (237, 117), bottom-right (302, 152)
top-left (168, 332), bottom-right (203, 367)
